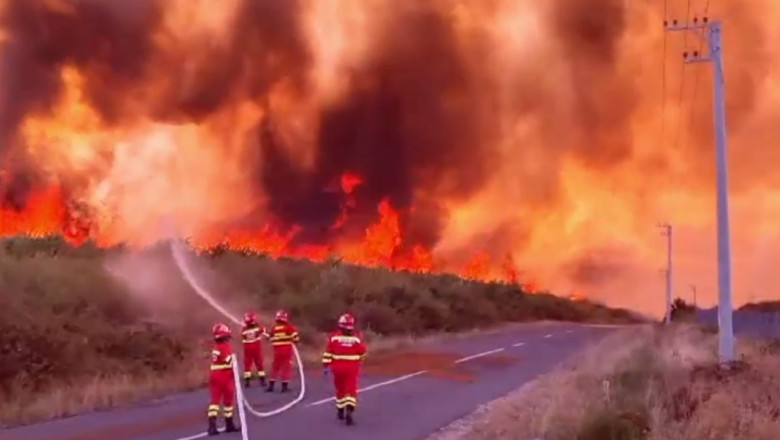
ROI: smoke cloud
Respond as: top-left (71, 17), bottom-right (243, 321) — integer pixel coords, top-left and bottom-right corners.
top-left (1, 0), bottom-right (780, 314)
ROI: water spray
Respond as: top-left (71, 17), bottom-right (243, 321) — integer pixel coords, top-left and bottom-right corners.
top-left (170, 240), bottom-right (307, 422)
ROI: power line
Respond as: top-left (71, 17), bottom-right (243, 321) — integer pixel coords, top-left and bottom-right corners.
top-left (670, 0), bottom-right (695, 154)
top-left (661, 0), bottom-right (669, 146)
top-left (682, 0), bottom-right (714, 149)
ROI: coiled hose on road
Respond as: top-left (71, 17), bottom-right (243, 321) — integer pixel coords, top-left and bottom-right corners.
top-left (171, 240), bottom-right (307, 420)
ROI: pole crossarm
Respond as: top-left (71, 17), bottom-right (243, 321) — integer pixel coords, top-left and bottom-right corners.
top-left (665, 19), bottom-right (719, 63)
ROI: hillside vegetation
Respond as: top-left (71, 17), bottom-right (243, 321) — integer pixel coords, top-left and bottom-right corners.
top-left (739, 300), bottom-right (780, 313)
top-left (0, 237), bottom-right (638, 427)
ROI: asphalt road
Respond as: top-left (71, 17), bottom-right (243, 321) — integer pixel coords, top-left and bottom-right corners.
top-left (0, 322), bottom-right (622, 440)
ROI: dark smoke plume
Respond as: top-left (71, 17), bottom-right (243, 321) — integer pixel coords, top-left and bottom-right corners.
top-left (0, 0), bottom-right (639, 252)
top-left (261, 3), bottom-right (500, 246)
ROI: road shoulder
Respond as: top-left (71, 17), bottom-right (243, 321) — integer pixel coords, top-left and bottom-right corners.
top-left (425, 326), bottom-right (646, 440)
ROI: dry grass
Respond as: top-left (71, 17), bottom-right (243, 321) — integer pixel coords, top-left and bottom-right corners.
top-left (0, 366), bottom-right (206, 427)
top-left (431, 324), bottom-right (780, 440)
top-left (0, 237), bottom-right (639, 427)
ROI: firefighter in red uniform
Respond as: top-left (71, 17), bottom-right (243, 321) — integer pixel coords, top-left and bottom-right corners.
top-left (208, 323), bottom-right (239, 436)
top-left (241, 311), bottom-right (267, 388)
top-left (266, 310), bottom-right (299, 393)
top-left (322, 313), bottom-right (367, 426)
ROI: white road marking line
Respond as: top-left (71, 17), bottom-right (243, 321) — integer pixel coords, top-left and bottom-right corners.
top-left (174, 432), bottom-right (207, 440)
top-left (307, 370), bottom-right (429, 407)
top-left (512, 342), bottom-right (525, 347)
top-left (544, 333), bottom-right (553, 338)
top-left (311, 345), bottom-right (511, 407)
top-left (453, 347), bottom-right (505, 364)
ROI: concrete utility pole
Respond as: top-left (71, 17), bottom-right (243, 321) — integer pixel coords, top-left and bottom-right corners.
top-left (690, 284), bottom-right (697, 308)
top-left (666, 17), bottom-right (736, 364)
top-left (656, 223), bottom-right (673, 324)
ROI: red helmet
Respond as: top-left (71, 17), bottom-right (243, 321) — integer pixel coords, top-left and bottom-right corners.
top-left (275, 310), bottom-right (289, 322)
top-left (213, 323), bottom-right (231, 339)
top-left (244, 311), bottom-right (258, 324)
top-left (338, 313), bottom-right (356, 331)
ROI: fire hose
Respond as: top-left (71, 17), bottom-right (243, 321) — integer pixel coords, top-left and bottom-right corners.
top-left (171, 240), bottom-right (307, 422)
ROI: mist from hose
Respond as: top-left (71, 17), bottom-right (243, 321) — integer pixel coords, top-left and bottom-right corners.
top-left (170, 240), bottom-right (306, 417)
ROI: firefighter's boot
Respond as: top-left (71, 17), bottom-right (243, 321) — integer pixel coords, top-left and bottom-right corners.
top-left (207, 416), bottom-right (219, 436)
top-left (259, 375), bottom-right (267, 386)
top-left (224, 417), bottom-right (239, 433)
top-left (266, 380), bottom-right (275, 392)
top-left (337, 408), bottom-right (345, 420)
top-left (281, 382), bottom-right (290, 393)
top-left (345, 406), bottom-right (355, 426)
top-left (244, 377), bottom-right (251, 388)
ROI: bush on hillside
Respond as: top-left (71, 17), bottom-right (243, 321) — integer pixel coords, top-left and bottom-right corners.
top-left (670, 298), bottom-right (697, 322)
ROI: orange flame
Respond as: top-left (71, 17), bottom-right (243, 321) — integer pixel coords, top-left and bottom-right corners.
top-left (331, 172), bottom-right (364, 231)
top-left (6, 0), bottom-right (780, 316)
top-left (0, 176), bottom-right (539, 288)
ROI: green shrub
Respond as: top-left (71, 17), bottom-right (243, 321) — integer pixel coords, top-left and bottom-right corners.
top-left (577, 410), bottom-right (649, 440)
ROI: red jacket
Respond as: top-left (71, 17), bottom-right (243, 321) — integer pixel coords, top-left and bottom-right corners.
top-left (269, 322), bottom-right (299, 348)
top-left (322, 331), bottom-right (367, 370)
top-left (210, 341), bottom-right (234, 376)
top-left (242, 323), bottom-right (266, 345)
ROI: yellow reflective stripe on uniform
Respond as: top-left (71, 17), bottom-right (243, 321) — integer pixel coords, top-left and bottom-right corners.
top-left (335, 396), bottom-right (357, 408)
top-left (330, 335), bottom-right (362, 344)
top-left (272, 340), bottom-right (294, 346)
top-left (242, 329), bottom-right (263, 343)
top-left (211, 351), bottom-right (233, 370)
top-left (207, 404), bottom-right (219, 416)
top-left (211, 364), bottom-right (232, 370)
top-left (224, 406), bottom-right (234, 417)
top-left (330, 354), bottom-right (362, 361)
